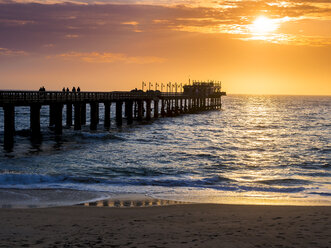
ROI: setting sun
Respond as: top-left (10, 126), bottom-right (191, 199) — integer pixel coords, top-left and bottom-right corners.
top-left (250, 16), bottom-right (279, 35)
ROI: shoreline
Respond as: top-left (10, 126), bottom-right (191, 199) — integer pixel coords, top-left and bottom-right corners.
top-left (0, 203), bottom-right (330, 247)
top-left (0, 188), bottom-right (330, 209)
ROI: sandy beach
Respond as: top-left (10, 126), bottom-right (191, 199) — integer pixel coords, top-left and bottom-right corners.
top-left (0, 203), bottom-right (330, 248)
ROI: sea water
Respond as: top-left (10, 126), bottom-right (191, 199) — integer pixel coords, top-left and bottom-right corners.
top-left (0, 95), bottom-right (330, 207)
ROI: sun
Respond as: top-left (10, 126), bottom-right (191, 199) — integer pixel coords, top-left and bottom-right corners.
top-left (249, 16), bottom-right (279, 35)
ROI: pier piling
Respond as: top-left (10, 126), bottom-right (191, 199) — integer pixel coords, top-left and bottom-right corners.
top-left (126, 101), bottom-right (133, 125)
top-left (66, 103), bottom-right (72, 127)
top-left (146, 100), bottom-right (151, 121)
top-left (54, 104), bottom-right (63, 135)
top-left (30, 103), bottom-right (41, 138)
top-left (137, 100), bottom-right (143, 121)
top-left (3, 104), bottom-right (15, 150)
top-left (154, 100), bottom-right (159, 118)
top-left (116, 101), bottom-right (123, 126)
top-left (49, 104), bottom-right (55, 127)
top-left (74, 103), bottom-right (82, 130)
top-left (104, 102), bottom-right (111, 129)
top-left (90, 102), bottom-right (99, 130)
top-left (81, 103), bottom-right (86, 125)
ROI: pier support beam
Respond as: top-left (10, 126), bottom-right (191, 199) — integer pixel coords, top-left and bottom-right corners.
top-left (3, 104), bottom-right (15, 150)
top-left (146, 100), bottom-right (151, 121)
top-left (126, 101), bottom-right (133, 125)
top-left (116, 101), bottom-right (123, 126)
top-left (166, 100), bottom-right (172, 116)
top-left (171, 99), bottom-right (175, 116)
top-left (74, 103), bottom-right (82, 130)
top-left (90, 102), bottom-right (99, 130)
top-left (137, 100), bottom-right (143, 121)
top-left (54, 104), bottom-right (63, 135)
top-left (192, 98), bottom-right (196, 112)
top-left (179, 99), bottom-right (183, 113)
top-left (154, 100), bottom-right (159, 118)
top-left (104, 102), bottom-right (111, 129)
top-left (174, 99), bottom-right (179, 115)
top-left (30, 104), bottom-right (41, 139)
top-left (81, 103), bottom-right (86, 125)
top-left (161, 100), bottom-right (166, 117)
top-left (49, 104), bottom-right (56, 126)
top-left (66, 103), bottom-right (72, 127)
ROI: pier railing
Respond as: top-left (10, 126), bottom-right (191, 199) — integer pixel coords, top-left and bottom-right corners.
top-left (0, 90), bottom-right (225, 106)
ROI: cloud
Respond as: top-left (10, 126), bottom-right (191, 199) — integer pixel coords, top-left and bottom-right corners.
top-left (122, 21), bottom-right (139, 25)
top-left (0, 18), bottom-right (35, 26)
top-left (65, 34), bottom-right (80, 38)
top-left (0, 0), bottom-right (329, 49)
top-left (0, 47), bottom-right (28, 56)
top-left (53, 51), bottom-right (165, 64)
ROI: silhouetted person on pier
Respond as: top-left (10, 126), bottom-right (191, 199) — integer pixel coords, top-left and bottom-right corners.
top-left (66, 87), bottom-right (70, 92)
top-left (62, 87), bottom-right (65, 92)
top-left (72, 87), bottom-right (76, 92)
top-left (77, 87), bottom-right (80, 92)
top-left (39, 86), bottom-right (46, 92)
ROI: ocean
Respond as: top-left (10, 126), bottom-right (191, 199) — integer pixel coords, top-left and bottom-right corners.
top-left (0, 95), bottom-right (330, 207)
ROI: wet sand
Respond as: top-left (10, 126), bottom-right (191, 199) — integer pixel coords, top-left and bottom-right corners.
top-left (0, 204), bottom-right (330, 248)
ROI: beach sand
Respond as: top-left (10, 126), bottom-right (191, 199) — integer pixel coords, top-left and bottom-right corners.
top-left (0, 203), bottom-right (330, 248)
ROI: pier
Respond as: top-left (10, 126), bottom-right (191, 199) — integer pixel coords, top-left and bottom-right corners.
top-left (0, 81), bottom-right (226, 150)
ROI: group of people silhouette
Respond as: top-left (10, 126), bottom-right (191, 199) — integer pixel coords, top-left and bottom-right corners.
top-left (39, 86), bottom-right (81, 92)
top-left (62, 87), bottom-right (81, 92)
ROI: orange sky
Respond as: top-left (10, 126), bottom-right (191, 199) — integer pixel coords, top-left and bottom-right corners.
top-left (0, 0), bottom-right (330, 95)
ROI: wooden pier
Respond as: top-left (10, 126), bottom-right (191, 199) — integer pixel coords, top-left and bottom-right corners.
top-left (0, 82), bottom-right (226, 150)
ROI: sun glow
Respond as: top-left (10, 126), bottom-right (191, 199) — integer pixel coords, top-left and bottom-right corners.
top-left (249, 16), bottom-right (279, 35)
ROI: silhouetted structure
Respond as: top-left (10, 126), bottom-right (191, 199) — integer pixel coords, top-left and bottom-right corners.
top-left (0, 81), bottom-right (226, 150)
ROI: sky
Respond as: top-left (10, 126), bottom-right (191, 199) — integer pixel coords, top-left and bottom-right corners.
top-left (0, 0), bottom-right (330, 95)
